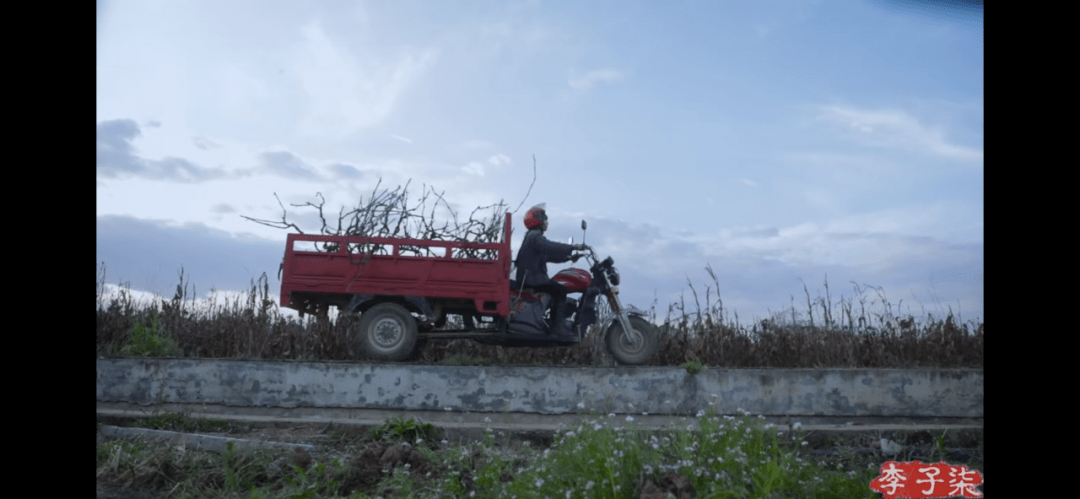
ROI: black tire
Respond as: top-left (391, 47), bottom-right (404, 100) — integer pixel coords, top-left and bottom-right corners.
top-left (605, 315), bottom-right (659, 365)
top-left (356, 303), bottom-right (419, 361)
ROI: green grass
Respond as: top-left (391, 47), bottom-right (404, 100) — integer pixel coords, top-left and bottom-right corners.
top-left (365, 416), bottom-right (440, 446)
top-left (97, 411), bottom-right (906, 498)
top-left (110, 309), bottom-right (182, 357)
top-left (133, 411), bottom-right (234, 434)
top-left (681, 358), bottom-right (706, 375)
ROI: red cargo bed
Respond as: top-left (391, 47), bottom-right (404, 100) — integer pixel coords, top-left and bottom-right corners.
top-left (280, 213), bottom-right (512, 317)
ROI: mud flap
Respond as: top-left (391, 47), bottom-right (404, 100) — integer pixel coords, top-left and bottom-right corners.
top-left (508, 292), bottom-right (550, 335)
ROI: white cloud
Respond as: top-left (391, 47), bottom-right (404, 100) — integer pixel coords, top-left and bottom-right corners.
top-left (462, 162), bottom-right (485, 176)
top-left (293, 21), bottom-right (436, 138)
top-left (568, 68), bottom-right (624, 89)
top-left (488, 154), bottom-right (511, 166)
top-left (816, 105), bottom-right (982, 161)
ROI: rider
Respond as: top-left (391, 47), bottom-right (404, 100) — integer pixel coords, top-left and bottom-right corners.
top-left (514, 204), bottom-right (588, 337)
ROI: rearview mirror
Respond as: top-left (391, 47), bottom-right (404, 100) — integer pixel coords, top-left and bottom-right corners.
top-left (581, 220), bottom-right (587, 230)
top-left (568, 237), bottom-right (574, 244)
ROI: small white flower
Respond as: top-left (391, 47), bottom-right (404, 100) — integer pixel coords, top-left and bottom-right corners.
top-left (608, 413), bottom-right (616, 418)
top-left (565, 491), bottom-right (572, 499)
top-left (695, 409), bottom-right (706, 418)
top-left (484, 417), bottom-right (491, 423)
top-left (577, 401), bottom-right (586, 409)
top-left (585, 481), bottom-right (595, 490)
top-left (626, 415), bottom-right (635, 422)
top-left (535, 478), bottom-right (545, 487)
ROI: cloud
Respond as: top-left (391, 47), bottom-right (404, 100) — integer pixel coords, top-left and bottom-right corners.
top-left (96, 215), bottom-right (285, 298)
top-left (328, 163), bottom-right (363, 179)
top-left (488, 154), bottom-right (511, 166)
top-left (97, 119), bottom-right (142, 175)
top-left (568, 68), bottom-right (624, 89)
top-left (253, 151), bottom-right (320, 180)
top-left (391, 135), bottom-right (413, 144)
top-left (210, 203), bottom-right (236, 214)
top-left (542, 212), bottom-right (982, 323)
top-left (294, 21), bottom-right (436, 137)
top-left (815, 105), bottom-right (982, 161)
top-left (462, 162), bottom-right (485, 177)
top-left (192, 136), bottom-right (220, 150)
top-left (96, 119), bottom-right (226, 182)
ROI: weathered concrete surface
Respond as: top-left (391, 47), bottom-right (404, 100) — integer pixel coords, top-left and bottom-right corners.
top-left (96, 358), bottom-right (982, 418)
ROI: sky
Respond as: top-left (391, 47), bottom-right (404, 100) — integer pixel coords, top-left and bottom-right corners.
top-left (96, 0), bottom-right (984, 327)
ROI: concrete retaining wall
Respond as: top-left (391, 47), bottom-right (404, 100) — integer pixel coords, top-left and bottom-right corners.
top-left (96, 358), bottom-right (982, 418)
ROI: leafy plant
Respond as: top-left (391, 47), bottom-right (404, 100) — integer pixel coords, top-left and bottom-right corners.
top-left (366, 416), bottom-right (439, 446)
top-left (682, 358), bottom-right (706, 375)
top-left (112, 309), bottom-right (182, 357)
top-left (284, 461), bottom-right (339, 499)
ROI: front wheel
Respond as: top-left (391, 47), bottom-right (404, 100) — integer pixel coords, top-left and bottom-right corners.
top-left (356, 303), bottom-right (419, 361)
top-left (605, 315), bottom-right (660, 365)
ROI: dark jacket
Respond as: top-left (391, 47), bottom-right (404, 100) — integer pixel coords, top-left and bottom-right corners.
top-left (514, 228), bottom-right (575, 286)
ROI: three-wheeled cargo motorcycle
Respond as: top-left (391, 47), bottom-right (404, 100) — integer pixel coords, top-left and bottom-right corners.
top-left (279, 212), bottom-right (660, 364)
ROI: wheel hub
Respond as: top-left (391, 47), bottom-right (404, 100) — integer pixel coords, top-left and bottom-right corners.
top-left (618, 327), bottom-right (645, 352)
top-left (373, 317), bottom-right (403, 347)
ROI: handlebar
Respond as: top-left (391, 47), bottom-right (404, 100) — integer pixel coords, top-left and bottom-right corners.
top-left (572, 247), bottom-right (599, 265)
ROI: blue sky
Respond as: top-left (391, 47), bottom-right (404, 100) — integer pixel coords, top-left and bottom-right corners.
top-left (96, 0), bottom-right (983, 326)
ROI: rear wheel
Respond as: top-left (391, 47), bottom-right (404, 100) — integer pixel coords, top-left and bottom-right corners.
top-left (356, 303), bottom-right (419, 361)
top-left (605, 315), bottom-right (659, 365)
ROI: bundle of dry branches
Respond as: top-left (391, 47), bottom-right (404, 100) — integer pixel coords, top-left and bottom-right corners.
top-left (241, 179), bottom-right (509, 259)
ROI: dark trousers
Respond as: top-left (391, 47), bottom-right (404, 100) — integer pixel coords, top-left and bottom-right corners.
top-left (528, 280), bottom-right (569, 333)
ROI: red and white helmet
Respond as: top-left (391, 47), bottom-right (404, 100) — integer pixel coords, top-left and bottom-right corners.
top-left (524, 203), bottom-right (548, 230)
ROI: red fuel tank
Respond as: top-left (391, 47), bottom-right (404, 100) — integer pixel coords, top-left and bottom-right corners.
top-left (552, 268), bottom-right (592, 293)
